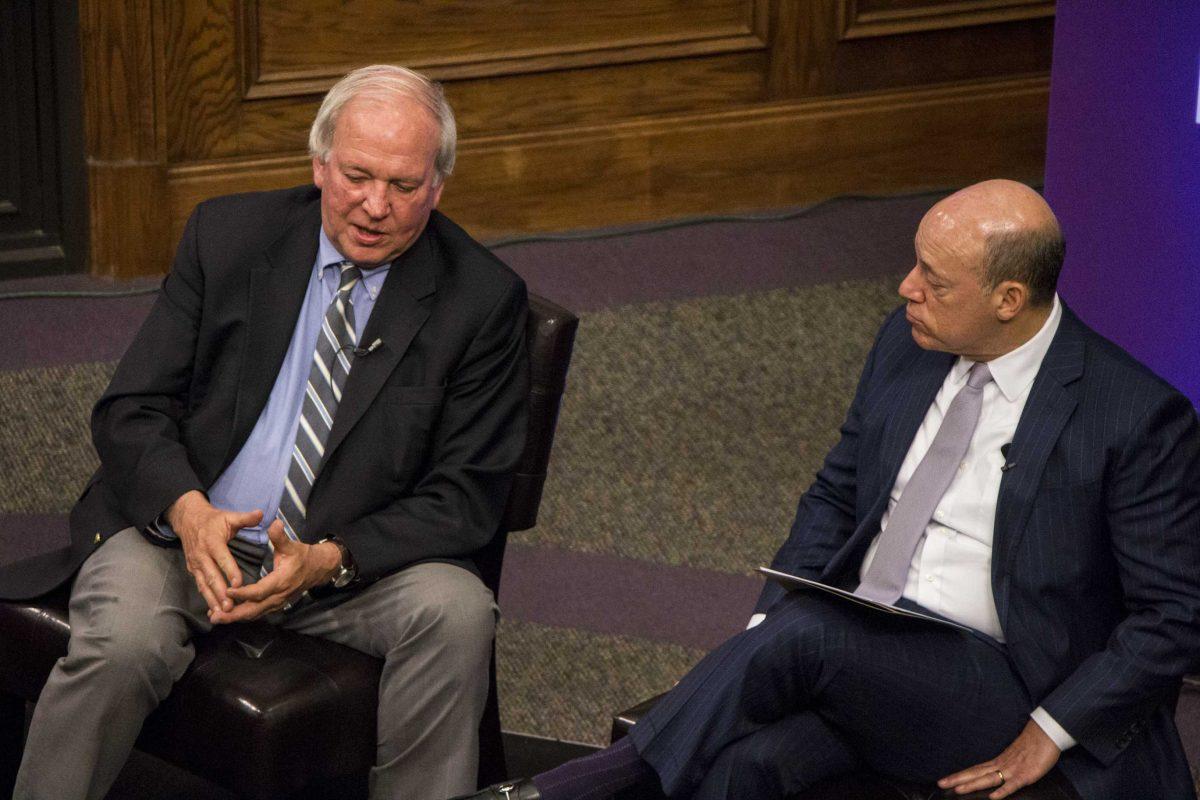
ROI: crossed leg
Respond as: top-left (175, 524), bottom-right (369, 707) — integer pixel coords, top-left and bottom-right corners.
top-left (629, 592), bottom-right (1032, 798)
top-left (690, 711), bottom-right (858, 799)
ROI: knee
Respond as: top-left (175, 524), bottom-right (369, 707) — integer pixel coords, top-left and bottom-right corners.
top-left (67, 613), bottom-right (190, 694)
top-left (391, 567), bottom-right (497, 657)
top-left (738, 601), bottom-right (848, 721)
top-left (702, 738), bottom-right (784, 796)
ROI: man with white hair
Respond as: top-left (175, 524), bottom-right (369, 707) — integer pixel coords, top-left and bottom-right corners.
top-left (2, 64), bottom-right (528, 800)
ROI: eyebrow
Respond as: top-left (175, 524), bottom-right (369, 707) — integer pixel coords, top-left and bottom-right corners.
top-left (342, 163), bottom-right (424, 185)
top-left (917, 258), bottom-right (945, 283)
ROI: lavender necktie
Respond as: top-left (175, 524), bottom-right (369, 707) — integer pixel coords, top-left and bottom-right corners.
top-left (855, 362), bottom-right (993, 605)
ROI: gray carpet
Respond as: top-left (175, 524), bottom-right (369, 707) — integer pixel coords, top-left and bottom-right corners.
top-left (525, 277), bottom-right (901, 576)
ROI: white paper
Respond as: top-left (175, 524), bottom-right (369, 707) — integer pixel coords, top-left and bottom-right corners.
top-left (757, 567), bottom-right (975, 634)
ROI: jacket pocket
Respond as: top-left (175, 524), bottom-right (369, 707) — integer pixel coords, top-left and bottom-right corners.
top-left (382, 386), bottom-right (445, 477)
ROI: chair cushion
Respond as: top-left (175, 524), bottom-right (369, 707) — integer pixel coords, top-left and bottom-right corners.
top-left (0, 590), bottom-right (380, 800)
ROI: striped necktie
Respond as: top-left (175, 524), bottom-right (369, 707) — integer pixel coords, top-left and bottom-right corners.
top-left (263, 261), bottom-right (362, 575)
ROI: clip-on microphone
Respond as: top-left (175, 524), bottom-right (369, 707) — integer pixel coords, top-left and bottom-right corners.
top-left (351, 338), bottom-right (384, 357)
top-left (1000, 443), bottom-right (1017, 473)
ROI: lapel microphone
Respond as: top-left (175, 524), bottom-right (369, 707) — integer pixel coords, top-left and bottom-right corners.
top-left (352, 338), bottom-right (384, 357)
top-left (1000, 443), bottom-right (1017, 472)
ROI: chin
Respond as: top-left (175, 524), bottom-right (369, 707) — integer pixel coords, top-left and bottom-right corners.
top-left (348, 247), bottom-right (384, 263)
top-left (909, 329), bottom-right (936, 351)
top-left (340, 242), bottom-right (391, 267)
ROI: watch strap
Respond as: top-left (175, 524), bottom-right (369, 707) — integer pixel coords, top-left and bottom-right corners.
top-left (316, 537), bottom-right (357, 588)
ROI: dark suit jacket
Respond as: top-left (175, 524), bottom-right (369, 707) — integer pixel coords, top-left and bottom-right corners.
top-left (755, 304), bottom-right (1200, 799)
top-left (0, 185), bottom-right (529, 600)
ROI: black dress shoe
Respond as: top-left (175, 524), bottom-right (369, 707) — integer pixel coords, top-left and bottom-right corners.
top-left (449, 778), bottom-right (541, 800)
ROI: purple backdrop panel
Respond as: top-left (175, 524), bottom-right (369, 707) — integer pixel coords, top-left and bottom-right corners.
top-left (1044, 3), bottom-right (1200, 405)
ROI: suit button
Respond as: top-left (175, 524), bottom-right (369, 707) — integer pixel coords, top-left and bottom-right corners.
top-left (93, 532), bottom-right (102, 545)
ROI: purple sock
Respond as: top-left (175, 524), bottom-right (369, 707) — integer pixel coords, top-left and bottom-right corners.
top-left (532, 737), bottom-right (655, 800)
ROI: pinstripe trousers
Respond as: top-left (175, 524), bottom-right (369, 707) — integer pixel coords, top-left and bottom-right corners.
top-left (629, 592), bottom-right (1034, 799)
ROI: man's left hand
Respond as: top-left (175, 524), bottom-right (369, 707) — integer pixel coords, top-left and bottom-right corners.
top-left (938, 720), bottom-right (1061, 798)
top-left (211, 520), bottom-right (341, 623)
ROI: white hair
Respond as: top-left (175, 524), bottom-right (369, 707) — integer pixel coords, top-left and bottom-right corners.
top-left (308, 64), bottom-right (457, 181)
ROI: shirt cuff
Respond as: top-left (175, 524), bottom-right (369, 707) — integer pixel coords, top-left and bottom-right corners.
top-left (1030, 706), bottom-right (1076, 751)
top-left (143, 513), bottom-right (178, 542)
top-left (747, 613), bottom-right (766, 630)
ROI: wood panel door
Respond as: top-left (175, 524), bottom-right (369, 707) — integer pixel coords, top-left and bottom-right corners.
top-left (1, 0), bottom-right (87, 279)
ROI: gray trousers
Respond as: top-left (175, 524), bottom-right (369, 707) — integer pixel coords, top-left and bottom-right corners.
top-left (13, 528), bottom-right (498, 800)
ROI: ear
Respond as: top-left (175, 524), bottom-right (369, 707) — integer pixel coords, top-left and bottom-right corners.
top-left (993, 280), bottom-right (1028, 322)
top-left (429, 178), bottom-right (445, 209)
top-left (312, 156), bottom-right (326, 189)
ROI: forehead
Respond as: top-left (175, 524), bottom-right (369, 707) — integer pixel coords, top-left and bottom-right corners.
top-left (330, 96), bottom-right (439, 166)
top-left (914, 205), bottom-right (985, 275)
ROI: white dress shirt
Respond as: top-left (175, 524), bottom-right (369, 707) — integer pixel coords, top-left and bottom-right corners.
top-left (751, 295), bottom-right (1076, 750)
top-left (860, 295), bottom-right (1062, 642)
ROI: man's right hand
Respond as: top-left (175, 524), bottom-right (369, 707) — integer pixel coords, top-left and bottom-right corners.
top-left (165, 490), bottom-right (262, 614)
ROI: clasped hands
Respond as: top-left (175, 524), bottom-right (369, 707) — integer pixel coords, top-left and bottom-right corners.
top-left (166, 490), bottom-right (342, 623)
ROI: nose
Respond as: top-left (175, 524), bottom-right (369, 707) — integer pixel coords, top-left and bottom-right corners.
top-left (361, 182), bottom-right (389, 219)
top-left (898, 266), bottom-right (922, 302)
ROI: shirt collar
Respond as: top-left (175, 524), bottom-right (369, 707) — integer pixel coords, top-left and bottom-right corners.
top-left (316, 227), bottom-right (391, 301)
top-left (950, 293), bottom-right (1062, 403)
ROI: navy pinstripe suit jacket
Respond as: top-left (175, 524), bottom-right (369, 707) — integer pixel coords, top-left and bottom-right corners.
top-left (756, 303), bottom-right (1200, 798)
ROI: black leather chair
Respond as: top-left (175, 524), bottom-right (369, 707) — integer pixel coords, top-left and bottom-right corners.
top-left (611, 693), bottom-right (1082, 800)
top-left (0, 293), bottom-right (578, 800)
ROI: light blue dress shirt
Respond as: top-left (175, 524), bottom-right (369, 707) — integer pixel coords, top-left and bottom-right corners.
top-left (157, 228), bottom-right (390, 546)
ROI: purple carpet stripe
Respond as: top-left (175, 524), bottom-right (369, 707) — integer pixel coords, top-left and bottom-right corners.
top-left (498, 544), bottom-right (763, 651)
top-left (0, 192), bottom-right (943, 370)
top-left (0, 513), bottom-right (70, 565)
top-left (498, 192), bottom-right (941, 312)
top-left (0, 293), bottom-right (155, 371)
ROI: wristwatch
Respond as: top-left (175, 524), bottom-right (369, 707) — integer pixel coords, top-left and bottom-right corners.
top-left (317, 537), bottom-right (358, 589)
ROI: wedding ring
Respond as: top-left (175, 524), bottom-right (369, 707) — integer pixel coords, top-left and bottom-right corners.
top-left (996, 769), bottom-right (1006, 783)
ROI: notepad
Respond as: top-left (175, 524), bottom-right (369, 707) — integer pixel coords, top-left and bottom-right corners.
top-left (757, 566), bottom-right (975, 634)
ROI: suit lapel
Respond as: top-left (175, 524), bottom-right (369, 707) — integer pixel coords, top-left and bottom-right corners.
top-left (323, 226), bottom-right (439, 462)
top-left (823, 345), bottom-right (952, 582)
top-left (992, 307), bottom-right (1084, 630)
top-left (223, 199), bottom-right (322, 474)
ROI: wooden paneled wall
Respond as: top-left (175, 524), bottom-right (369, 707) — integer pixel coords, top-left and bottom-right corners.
top-left (81, 0), bottom-right (1054, 278)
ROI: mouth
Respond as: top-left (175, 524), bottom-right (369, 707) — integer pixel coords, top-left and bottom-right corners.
top-left (351, 224), bottom-right (387, 246)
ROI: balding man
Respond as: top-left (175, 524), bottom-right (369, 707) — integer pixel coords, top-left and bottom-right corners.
top-left (464, 181), bottom-right (1200, 800)
top-left (2, 65), bottom-right (528, 800)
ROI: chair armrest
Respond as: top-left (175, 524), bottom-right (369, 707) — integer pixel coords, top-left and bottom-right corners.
top-left (611, 693), bottom-right (666, 744)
